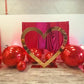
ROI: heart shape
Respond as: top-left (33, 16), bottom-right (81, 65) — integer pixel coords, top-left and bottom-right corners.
top-left (21, 27), bottom-right (68, 67)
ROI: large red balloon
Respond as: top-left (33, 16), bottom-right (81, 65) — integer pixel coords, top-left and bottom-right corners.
top-left (61, 45), bottom-right (84, 67)
top-left (2, 45), bottom-right (26, 67)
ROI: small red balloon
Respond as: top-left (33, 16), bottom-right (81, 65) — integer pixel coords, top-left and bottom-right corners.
top-left (17, 61), bottom-right (26, 71)
top-left (46, 52), bottom-right (54, 60)
top-left (28, 48), bottom-right (42, 63)
top-left (23, 51), bottom-right (29, 63)
top-left (45, 52), bottom-right (56, 63)
top-left (2, 46), bottom-right (26, 67)
top-left (61, 45), bottom-right (84, 67)
top-left (45, 52), bottom-right (57, 67)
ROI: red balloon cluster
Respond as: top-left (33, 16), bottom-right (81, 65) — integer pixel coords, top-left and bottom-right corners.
top-left (61, 45), bottom-right (84, 67)
top-left (2, 46), bottom-right (43, 71)
top-left (3, 44), bottom-right (84, 71)
top-left (2, 46), bottom-right (28, 71)
top-left (2, 46), bottom-right (58, 71)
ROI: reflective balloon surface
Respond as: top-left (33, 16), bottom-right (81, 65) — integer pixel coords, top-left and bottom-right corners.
top-left (17, 61), bottom-right (26, 71)
top-left (2, 46), bottom-right (26, 67)
top-left (61, 45), bottom-right (84, 67)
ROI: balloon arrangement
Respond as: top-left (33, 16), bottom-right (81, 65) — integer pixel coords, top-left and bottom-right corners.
top-left (1, 44), bottom-right (84, 72)
top-left (2, 46), bottom-right (28, 71)
top-left (1, 27), bottom-right (84, 72)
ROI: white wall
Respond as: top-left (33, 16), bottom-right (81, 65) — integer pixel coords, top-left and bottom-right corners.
top-left (0, 14), bottom-right (84, 51)
top-left (0, 0), bottom-right (84, 14)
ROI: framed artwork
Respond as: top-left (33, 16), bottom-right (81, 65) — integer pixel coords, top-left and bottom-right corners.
top-left (22, 21), bottom-right (69, 52)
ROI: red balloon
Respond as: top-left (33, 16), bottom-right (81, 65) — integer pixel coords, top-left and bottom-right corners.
top-left (17, 61), bottom-right (26, 71)
top-left (61, 45), bottom-right (84, 67)
top-left (46, 52), bottom-right (54, 60)
top-left (45, 52), bottom-right (56, 63)
top-left (2, 46), bottom-right (26, 67)
top-left (23, 51), bottom-right (29, 63)
top-left (28, 48), bottom-right (42, 63)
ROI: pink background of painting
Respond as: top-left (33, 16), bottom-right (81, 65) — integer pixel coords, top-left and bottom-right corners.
top-left (22, 22), bottom-right (69, 52)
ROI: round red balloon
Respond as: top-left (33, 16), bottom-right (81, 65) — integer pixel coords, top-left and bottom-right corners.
top-left (45, 52), bottom-right (54, 60)
top-left (28, 48), bottom-right (42, 63)
top-left (2, 45), bottom-right (26, 67)
top-left (61, 45), bottom-right (84, 67)
top-left (45, 52), bottom-right (56, 63)
top-left (17, 61), bottom-right (26, 71)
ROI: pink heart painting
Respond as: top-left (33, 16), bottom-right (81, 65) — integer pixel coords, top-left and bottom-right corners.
top-left (22, 22), bottom-right (69, 52)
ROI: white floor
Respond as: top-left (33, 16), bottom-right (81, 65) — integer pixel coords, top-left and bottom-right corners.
top-left (0, 0), bottom-right (84, 14)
